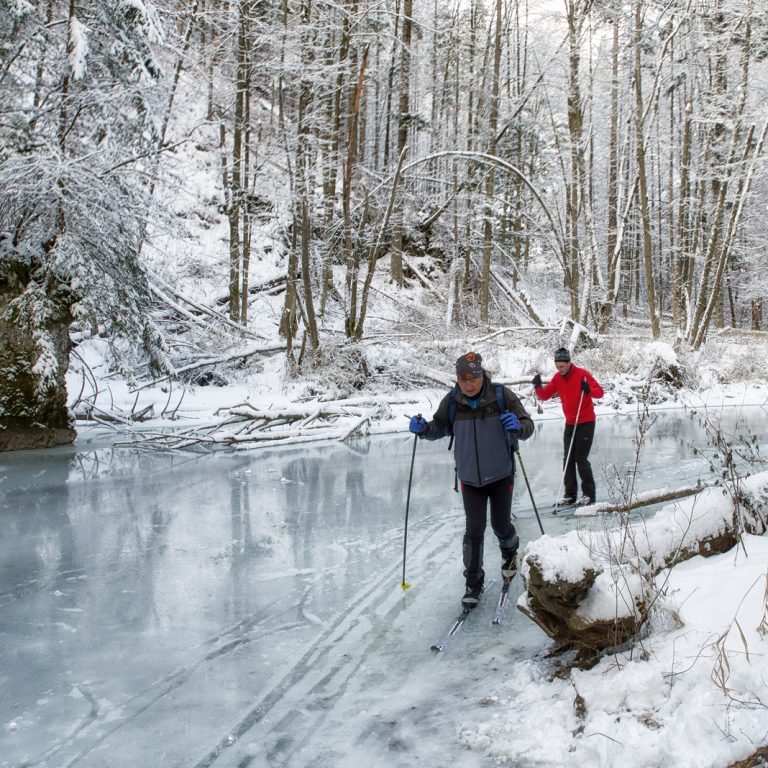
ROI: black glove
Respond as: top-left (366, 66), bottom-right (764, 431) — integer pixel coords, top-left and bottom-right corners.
top-left (409, 415), bottom-right (427, 434)
top-left (532, 373), bottom-right (542, 389)
top-left (581, 379), bottom-right (590, 395)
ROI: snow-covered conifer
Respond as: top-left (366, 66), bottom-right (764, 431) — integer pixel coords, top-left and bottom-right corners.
top-left (0, 0), bottom-right (172, 449)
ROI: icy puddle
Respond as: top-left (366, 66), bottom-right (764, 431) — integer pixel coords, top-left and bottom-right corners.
top-left (1, 406), bottom-right (765, 767)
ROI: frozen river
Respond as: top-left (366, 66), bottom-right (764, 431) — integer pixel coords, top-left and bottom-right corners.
top-left (1, 405), bottom-right (766, 768)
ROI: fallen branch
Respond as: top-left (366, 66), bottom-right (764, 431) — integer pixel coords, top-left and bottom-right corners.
top-left (149, 273), bottom-right (267, 340)
top-left (116, 394), bottom-right (417, 451)
top-left (489, 263), bottom-right (547, 327)
top-left (418, 367), bottom-right (454, 388)
top-left (402, 254), bottom-right (444, 300)
top-left (471, 326), bottom-right (559, 345)
top-left (213, 275), bottom-right (289, 305)
top-left (574, 483), bottom-right (707, 517)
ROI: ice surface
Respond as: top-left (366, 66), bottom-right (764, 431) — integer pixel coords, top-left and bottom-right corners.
top-left (0, 408), bottom-right (763, 767)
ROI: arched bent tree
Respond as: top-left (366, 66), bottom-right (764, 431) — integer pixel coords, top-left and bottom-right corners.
top-left (345, 149), bottom-right (566, 340)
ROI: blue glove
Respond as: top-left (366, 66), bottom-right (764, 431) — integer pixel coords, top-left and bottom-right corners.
top-left (409, 415), bottom-right (427, 434)
top-left (500, 411), bottom-right (521, 432)
top-left (581, 379), bottom-right (590, 395)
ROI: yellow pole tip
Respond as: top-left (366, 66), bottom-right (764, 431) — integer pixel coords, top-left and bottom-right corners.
top-left (400, 582), bottom-right (411, 590)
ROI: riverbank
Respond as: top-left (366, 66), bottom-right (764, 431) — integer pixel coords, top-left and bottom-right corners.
top-left (65, 333), bottom-right (768, 451)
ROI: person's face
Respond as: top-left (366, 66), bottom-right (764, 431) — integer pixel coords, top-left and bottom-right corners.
top-left (555, 361), bottom-right (571, 376)
top-left (457, 375), bottom-right (484, 397)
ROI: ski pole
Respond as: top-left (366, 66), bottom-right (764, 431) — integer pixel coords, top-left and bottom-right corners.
top-left (401, 417), bottom-right (420, 590)
top-left (553, 388), bottom-right (584, 513)
top-left (516, 450), bottom-right (544, 535)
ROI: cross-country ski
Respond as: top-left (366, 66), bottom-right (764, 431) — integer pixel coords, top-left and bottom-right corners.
top-left (431, 579), bottom-right (499, 652)
top-left (491, 577), bottom-right (515, 625)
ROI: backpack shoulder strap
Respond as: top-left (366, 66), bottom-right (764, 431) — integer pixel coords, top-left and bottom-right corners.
top-left (493, 383), bottom-right (505, 413)
top-left (446, 386), bottom-right (458, 453)
top-left (493, 383), bottom-right (518, 460)
top-left (447, 385), bottom-right (458, 431)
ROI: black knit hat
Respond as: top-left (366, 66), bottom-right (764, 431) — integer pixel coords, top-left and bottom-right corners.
top-left (456, 352), bottom-right (484, 381)
top-left (554, 347), bottom-right (571, 362)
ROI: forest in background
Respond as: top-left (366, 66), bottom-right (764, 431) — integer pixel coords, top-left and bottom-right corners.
top-left (2, 0), bottom-right (768, 447)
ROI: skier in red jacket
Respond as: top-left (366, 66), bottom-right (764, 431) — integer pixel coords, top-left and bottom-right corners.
top-left (533, 347), bottom-right (604, 506)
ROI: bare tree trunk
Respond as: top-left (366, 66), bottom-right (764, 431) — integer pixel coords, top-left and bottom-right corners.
top-left (279, 224), bottom-right (299, 355)
top-left (510, 0), bottom-right (530, 281)
top-left (752, 298), bottom-right (763, 330)
top-left (300, 197), bottom-right (319, 352)
top-left (31, 0), bottom-right (56, 119)
top-left (673, 97), bottom-right (692, 330)
top-left (602, 9), bottom-right (620, 327)
top-left (390, 0), bottom-right (412, 286)
top-left (564, 0), bottom-right (591, 321)
top-left (480, 0), bottom-right (502, 324)
top-left (343, 47), bottom-right (370, 337)
top-left (240, 17), bottom-right (252, 328)
top-left (382, 0), bottom-right (400, 169)
top-left (726, 273), bottom-right (737, 328)
top-left (159, 0), bottom-right (200, 149)
top-left (227, 2), bottom-right (248, 322)
top-left (322, 4), bottom-right (351, 227)
top-left (633, 0), bottom-right (660, 338)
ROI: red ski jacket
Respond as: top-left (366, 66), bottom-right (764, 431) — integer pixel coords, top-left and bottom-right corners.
top-left (534, 364), bottom-right (604, 425)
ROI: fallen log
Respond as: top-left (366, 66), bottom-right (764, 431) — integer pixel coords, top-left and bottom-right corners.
top-left (518, 474), bottom-right (768, 654)
top-left (573, 483), bottom-right (706, 516)
top-left (130, 343), bottom-right (286, 391)
top-left (726, 746), bottom-right (768, 768)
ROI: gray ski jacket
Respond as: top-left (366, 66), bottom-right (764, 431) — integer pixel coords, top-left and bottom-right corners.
top-left (419, 376), bottom-right (533, 487)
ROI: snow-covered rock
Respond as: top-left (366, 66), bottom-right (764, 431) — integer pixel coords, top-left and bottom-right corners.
top-left (518, 472), bottom-right (768, 653)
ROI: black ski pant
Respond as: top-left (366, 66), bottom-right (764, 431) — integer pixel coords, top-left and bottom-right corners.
top-left (460, 474), bottom-right (519, 589)
top-left (563, 420), bottom-right (596, 502)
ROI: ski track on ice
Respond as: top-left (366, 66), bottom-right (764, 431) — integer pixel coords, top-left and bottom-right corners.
top-left (191, 518), bottom-right (456, 768)
top-left (15, 514), bottom-right (453, 768)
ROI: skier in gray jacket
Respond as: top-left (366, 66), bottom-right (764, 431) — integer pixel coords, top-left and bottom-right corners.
top-left (409, 352), bottom-right (534, 607)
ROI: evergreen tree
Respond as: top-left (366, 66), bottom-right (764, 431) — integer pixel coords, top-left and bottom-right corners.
top-left (0, 0), bottom-right (169, 449)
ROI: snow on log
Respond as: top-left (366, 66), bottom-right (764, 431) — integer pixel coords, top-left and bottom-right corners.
top-left (518, 473), bottom-right (768, 654)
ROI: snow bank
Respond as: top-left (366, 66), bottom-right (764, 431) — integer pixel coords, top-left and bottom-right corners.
top-left (522, 472), bottom-right (768, 627)
top-left (467, 473), bottom-right (768, 767)
top-left (521, 530), bottom-right (598, 583)
top-left (462, 534), bottom-right (768, 768)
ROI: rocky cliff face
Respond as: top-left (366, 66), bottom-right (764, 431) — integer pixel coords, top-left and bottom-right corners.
top-left (0, 250), bottom-right (76, 451)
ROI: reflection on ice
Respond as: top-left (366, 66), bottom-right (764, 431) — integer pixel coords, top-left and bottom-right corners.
top-left (0, 408), bottom-right (765, 767)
